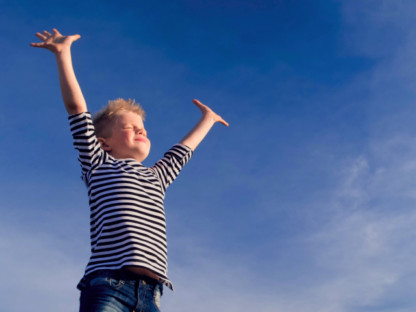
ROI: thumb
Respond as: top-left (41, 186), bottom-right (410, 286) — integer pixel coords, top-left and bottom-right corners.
top-left (70, 34), bottom-right (81, 42)
top-left (218, 117), bottom-right (229, 127)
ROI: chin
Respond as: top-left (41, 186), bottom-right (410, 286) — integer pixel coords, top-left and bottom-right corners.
top-left (137, 150), bottom-right (150, 163)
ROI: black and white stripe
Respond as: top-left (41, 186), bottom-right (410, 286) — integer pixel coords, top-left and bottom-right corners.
top-left (69, 112), bottom-right (192, 290)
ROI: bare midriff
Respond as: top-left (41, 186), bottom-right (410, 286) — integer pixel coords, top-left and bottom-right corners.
top-left (124, 266), bottom-right (160, 281)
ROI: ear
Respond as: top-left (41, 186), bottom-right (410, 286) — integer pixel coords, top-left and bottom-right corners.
top-left (97, 137), bottom-right (112, 152)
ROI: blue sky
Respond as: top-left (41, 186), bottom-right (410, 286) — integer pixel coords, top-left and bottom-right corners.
top-left (2, 0), bottom-right (416, 311)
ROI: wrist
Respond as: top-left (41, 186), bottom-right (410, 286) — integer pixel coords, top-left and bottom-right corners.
top-left (54, 46), bottom-right (72, 57)
top-left (54, 51), bottom-right (73, 65)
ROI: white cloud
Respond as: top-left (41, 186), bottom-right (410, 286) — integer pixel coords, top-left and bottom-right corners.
top-left (301, 134), bottom-right (416, 311)
top-left (4, 2), bottom-right (416, 312)
top-left (163, 5), bottom-right (416, 310)
top-left (2, 138), bottom-right (416, 312)
top-left (161, 126), bottom-right (416, 312)
top-left (0, 224), bottom-right (83, 312)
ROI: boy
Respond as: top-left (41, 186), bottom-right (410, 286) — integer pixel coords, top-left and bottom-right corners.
top-left (31, 28), bottom-right (228, 312)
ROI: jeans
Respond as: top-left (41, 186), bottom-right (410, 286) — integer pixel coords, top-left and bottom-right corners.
top-left (77, 270), bottom-right (163, 312)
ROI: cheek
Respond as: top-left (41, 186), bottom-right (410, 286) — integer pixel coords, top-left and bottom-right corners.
top-left (124, 132), bottom-right (135, 141)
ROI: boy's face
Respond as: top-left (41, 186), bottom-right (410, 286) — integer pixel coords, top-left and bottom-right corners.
top-left (99, 111), bottom-right (150, 162)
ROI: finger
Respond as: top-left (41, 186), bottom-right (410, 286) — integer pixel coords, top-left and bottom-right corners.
top-left (30, 42), bottom-right (47, 48)
top-left (192, 99), bottom-right (204, 106)
top-left (52, 28), bottom-right (61, 36)
top-left (35, 32), bottom-right (47, 41)
top-left (192, 99), bottom-right (206, 110)
top-left (43, 30), bottom-right (52, 37)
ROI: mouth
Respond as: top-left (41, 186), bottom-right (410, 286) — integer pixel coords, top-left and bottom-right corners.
top-left (135, 138), bottom-right (147, 143)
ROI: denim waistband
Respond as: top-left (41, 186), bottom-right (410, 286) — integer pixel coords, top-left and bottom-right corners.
top-left (85, 269), bottom-right (160, 287)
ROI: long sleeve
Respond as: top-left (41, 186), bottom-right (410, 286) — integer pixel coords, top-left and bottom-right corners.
top-left (151, 144), bottom-right (193, 193)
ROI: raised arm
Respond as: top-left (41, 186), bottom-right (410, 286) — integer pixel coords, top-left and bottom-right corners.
top-left (30, 28), bottom-right (87, 115)
top-left (179, 99), bottom-right (229, 151)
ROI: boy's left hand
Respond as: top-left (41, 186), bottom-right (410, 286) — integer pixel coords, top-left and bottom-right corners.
top-left (180, 99), bottom-right (228, 150)
top-left (192, 99), bottom-right (229, 127)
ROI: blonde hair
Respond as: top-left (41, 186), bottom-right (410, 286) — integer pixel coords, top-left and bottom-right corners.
top-left (93, 98), bottom-right (146, 138)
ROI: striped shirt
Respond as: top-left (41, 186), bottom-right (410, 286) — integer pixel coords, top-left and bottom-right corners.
top-left (69, 112), bottom-right (193, 290)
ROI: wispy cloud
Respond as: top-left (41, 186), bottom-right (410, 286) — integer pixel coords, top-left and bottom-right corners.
top-left (307, 150), bottom-right (416, 311)
top-left (165, 2), bottom-right (416, 305)
top-left (0, 223), bottom-right (83, 312)
top-left (3, 1), bottom-right (416, 312)
top-left (163, 130), bottom-right (416, 312)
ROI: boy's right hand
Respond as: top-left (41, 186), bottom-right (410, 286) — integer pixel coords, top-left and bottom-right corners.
top-left (30, 28), bottom-right (80, 54)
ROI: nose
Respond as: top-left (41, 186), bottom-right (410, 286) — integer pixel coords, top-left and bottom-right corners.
top-left (136, 128), bottom-right (146, 137)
